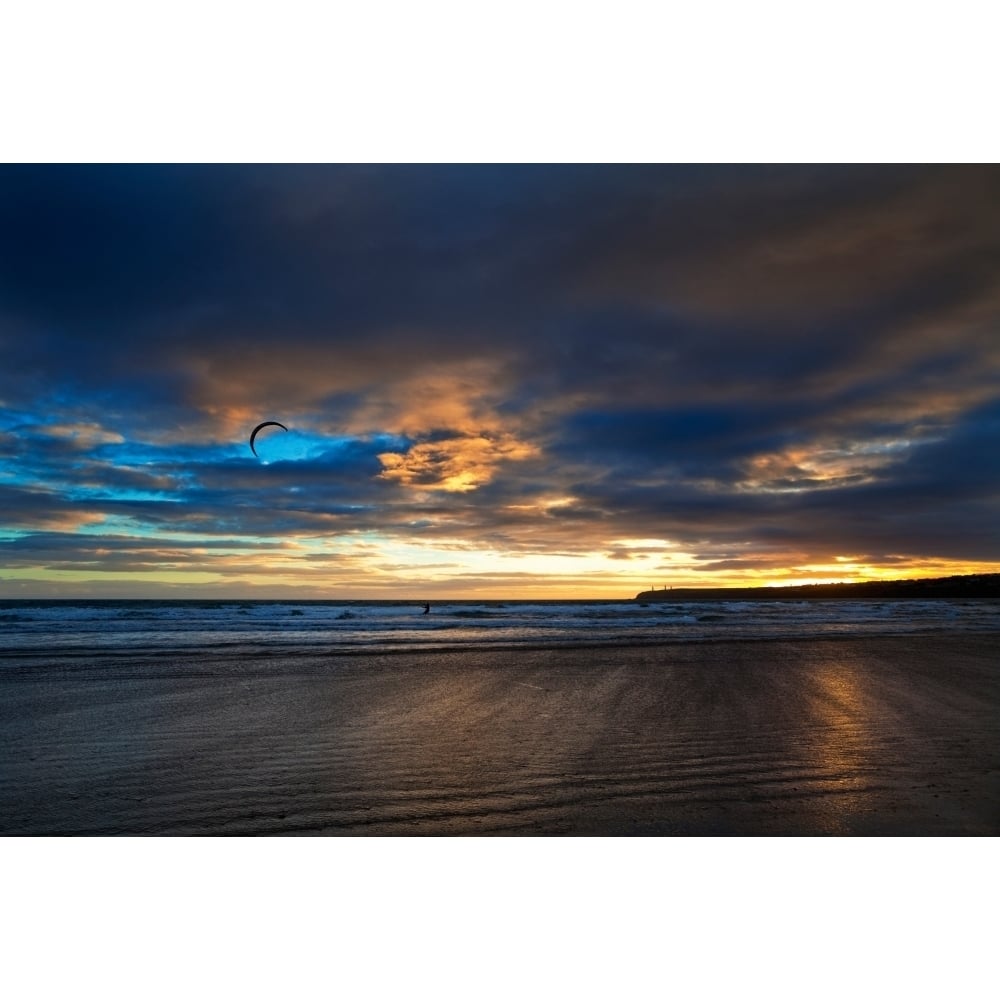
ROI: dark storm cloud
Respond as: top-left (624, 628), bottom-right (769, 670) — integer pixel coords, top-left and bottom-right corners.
top-left (1, 164), bottom-right (999, 591)
top-left (570, 165), bottom-right (1000, 322)
top-left (0, 164), bottom-right (582, 331)
top-left (555, 404), bottom-right (798, 469)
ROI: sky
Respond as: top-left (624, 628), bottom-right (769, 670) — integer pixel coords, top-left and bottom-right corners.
top-left (2, 163), bottom-right (1000, 599)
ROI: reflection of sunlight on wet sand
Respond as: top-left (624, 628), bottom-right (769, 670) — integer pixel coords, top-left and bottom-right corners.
top-left (805, 655), bottom-right (878, 833)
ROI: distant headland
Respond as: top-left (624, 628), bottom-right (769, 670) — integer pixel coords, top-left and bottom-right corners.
top-left (635, 573), bottom-right (1000, 602)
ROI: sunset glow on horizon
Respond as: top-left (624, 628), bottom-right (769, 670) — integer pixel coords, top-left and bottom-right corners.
top-left (2, 164), bottom-right (999, 599)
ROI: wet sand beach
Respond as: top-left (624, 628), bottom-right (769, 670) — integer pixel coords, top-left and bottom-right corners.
top-left (1, 635), bottom-right (997, 835)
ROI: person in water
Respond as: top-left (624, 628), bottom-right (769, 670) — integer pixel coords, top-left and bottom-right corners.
top-left (422, 603), bottom-right (430, 614)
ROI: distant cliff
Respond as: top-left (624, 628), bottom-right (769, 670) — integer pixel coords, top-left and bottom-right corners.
top-left (635, 573), bottom-right (1000, 602)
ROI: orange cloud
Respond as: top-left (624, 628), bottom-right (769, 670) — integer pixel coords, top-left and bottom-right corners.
top-left (378, 431), bottom-right (539, 492)
top-left (738, 437), bottom-right (917, 492)
top-left (33, 423), bottom-right (125, 448)
top-left (343, 359), bottom-right (517, 436)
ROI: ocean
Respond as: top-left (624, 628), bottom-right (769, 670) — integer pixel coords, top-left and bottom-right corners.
top-left (2, 597), bottom-right (1000, 661)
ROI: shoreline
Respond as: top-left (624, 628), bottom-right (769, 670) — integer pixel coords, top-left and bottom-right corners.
top-left (635, 572), bottom-right (1000, 602)
top-left (6, 628), bottom-right (1000, 672)
top-left (2, 635), bottom-right (998, 836)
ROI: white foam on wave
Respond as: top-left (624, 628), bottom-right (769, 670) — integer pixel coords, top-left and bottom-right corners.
top-left (2, 598), bottom-right (999, 658)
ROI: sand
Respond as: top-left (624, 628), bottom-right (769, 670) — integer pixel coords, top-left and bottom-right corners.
top-left (1, 636), bottom-right (997, 835)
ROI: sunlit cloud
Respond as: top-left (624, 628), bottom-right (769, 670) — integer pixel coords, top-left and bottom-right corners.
top-left (737, 437), bottom-right (923, 493)
top-left (378, 432), bottom-right (540, 493)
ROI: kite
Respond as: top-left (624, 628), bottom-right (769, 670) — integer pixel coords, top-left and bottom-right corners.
top-left (249, 420), bottom-right (288, 458)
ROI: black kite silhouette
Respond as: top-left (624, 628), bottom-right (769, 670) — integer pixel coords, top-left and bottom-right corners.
top-left (249, 421), bottom-right (288, 457)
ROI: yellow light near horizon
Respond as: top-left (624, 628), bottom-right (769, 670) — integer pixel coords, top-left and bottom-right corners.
top-left (757, 559), bottom-right (1000, 589)
top-left (2, 568), bottom-right (223, 585)
top-left (7, 533), bottom-right (999, 601)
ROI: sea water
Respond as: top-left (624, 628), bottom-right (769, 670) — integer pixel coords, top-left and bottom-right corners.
top-left (2, 598), bottom-right (999, 660)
